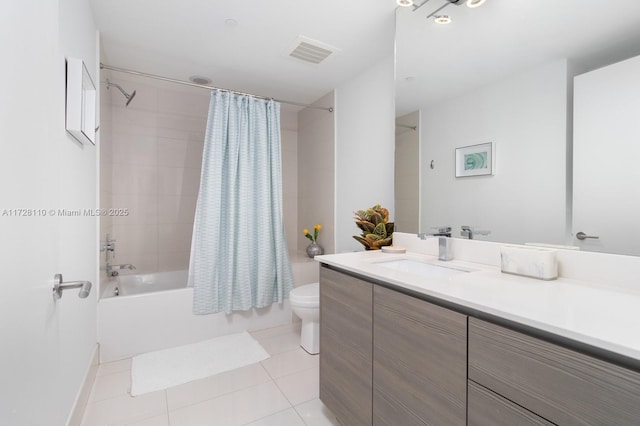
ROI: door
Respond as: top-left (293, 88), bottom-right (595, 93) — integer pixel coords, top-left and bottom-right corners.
top-left (573, 55), bottom-right (640, 255)
top-left (0, 3), bottom-right (98, 425)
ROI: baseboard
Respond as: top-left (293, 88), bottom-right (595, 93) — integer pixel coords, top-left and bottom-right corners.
top-left (66, 343), bottom-right (100, 426)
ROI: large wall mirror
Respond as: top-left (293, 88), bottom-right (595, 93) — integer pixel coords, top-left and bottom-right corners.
top-left (395, 0), bottom-right (640, 256)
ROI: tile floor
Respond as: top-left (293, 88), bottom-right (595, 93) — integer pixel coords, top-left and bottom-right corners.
top-left (81, 323), bottom-right (340, 426)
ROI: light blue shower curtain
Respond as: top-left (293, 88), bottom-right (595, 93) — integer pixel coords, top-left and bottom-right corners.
top-left (188, 91), bottom-right (294, 314)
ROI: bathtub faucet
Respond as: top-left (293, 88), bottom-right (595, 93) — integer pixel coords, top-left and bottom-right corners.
top-left (106, 263), bottom-right (136, 277)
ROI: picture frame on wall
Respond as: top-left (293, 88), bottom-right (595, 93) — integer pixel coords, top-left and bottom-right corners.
top-left (455, 142), bottom-right (495, 177)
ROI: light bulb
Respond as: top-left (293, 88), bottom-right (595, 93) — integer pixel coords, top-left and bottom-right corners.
top-left (434, 15), bottom-right (452, 24)
top-left (466, 0), bottom-right (486, 8)
top-left (397, 0), bottom-right (414, 7)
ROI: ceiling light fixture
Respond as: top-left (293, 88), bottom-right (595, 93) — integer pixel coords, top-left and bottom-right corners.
top-left (466, 0), bottom-right (486, 8)
top-left (408, 0), bottom-right (486, 24)
top-left (397, 0), bottom-right (414, 6)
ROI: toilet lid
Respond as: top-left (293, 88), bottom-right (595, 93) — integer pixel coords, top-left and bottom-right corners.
top-left (290, 282), bottom-right (319, 305)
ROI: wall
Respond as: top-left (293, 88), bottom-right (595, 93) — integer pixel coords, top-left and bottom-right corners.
top-left (105, 78), bottom-right (208, 276)
top-left (334, 56), bottom-right (396, 253)
top-left (395, 111), bottom-right (420, 233)
top-left (280, 107), bottom-right (299, 252)
top-left (298, 92), bottom-right (336, 254)
top-left (419, 59), bottom-right (570, 245)
top-left (0, 0), bottom-right (99, 424)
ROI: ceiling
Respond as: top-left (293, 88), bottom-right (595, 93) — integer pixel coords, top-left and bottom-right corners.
top-left (396, 0), bottom-right (640, 115)
top-left (89, 0), bottom-right (397, 108)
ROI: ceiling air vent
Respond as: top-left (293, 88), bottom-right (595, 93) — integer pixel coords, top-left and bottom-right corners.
top-left (288, 36), bottom-right (338, 64)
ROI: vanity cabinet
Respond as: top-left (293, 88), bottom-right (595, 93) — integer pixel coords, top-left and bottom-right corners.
top-left (320, 265), bottom-right (640, 426)
top-left (319, 267), bottom-right (373, 426)
top-left (468, 318), bottom-right (640, 425)
top-left (467, 381), bottom-right (552, 426)
top-left (373, 285), bottom-right (466, 425)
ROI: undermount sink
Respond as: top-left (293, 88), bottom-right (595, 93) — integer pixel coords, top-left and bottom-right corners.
top-left (375, 259), bottom-right (469, 279)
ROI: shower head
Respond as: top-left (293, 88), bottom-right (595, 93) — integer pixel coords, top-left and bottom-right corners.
top-left (125, 89), bottom-right (137, 107)
top-left (104, 78), bottom-right (136, 107)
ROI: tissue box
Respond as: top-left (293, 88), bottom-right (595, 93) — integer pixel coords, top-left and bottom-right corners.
top-left (500, 245), bottom-right (558, 280)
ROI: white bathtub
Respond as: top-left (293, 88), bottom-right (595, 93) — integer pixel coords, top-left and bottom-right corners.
top-left (101, 270), bottom-right (188, 298)
top-left (97, 259), bottom-right (318, 362)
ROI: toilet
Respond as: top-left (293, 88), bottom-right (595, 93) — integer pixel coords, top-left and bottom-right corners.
top-left (290, 282), bottom-right (320, 354)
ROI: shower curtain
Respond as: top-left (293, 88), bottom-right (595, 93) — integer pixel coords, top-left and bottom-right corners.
top-left (189, 91), bottom-right (293, 314)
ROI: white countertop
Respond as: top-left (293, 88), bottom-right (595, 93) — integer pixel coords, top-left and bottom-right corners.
top-left (316, 250), bottom-right (640, 363)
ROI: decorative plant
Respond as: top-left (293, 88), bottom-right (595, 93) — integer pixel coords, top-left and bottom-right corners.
top-left (353, 204), bottom-right (394, 250)
top-left (303, 224), bottom-right (322, 244)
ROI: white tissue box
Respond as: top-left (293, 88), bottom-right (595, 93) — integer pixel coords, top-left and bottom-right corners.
top-left (500, 245), bottom-right (558, 280)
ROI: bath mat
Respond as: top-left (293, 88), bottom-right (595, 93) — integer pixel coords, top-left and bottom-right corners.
top-left (130, 331), bottom-right (270, 396)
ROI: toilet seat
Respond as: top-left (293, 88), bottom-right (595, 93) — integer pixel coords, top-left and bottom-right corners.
top-left (290, 282), bottom-right (319, 307)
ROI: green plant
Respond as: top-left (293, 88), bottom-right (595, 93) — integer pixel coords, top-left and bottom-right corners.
top-left (353, 204), bottom-right (394, 250)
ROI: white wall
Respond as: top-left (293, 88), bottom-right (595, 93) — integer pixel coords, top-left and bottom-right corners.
top-left (419, 59), bottom-right (570, 245)
top-left (395, 111), bottom-right (420, 233)
top-left (0, 1), bottom-right (99, 425)
top-left (298, 92), bottom-right (335, 254)
top-left (280, 107), bottom-right (299, 252)
top-left (335, 56), bottom-right (395, 252)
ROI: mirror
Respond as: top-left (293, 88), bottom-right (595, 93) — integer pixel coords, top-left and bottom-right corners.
top-left (395, 0), bottom-right (640, 255)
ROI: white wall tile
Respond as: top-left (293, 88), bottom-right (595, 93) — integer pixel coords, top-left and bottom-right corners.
top-left (158, 195), bottom-right (197, 224)
top-left (158, 223), bottom-right (194, 253)
top-left (157, 167), bottom-right (201, 196)
top-left (111, 194), bottom-right (158, 226)
top-left (157, 88), bottom-right (209, 118)
top-left (112, 133), bottom-right (157, 166)
top-left (158, 251), bottom-right (191, 272)
top-left (112, 164), bottom-right (158, 195)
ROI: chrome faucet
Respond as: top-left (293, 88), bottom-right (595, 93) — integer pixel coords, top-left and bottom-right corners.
top-left (106, 263), bottom-right (136, 277)
top-left (461, 226), bottom-right (473, 239)
top-left (437, 236), bottom-right (453, 261)
top-left (417, 227), bottom-right (453, 261)
top-left (460, 225), bottom-right (491, 240)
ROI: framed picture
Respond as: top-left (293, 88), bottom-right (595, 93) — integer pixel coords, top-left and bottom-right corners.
top-left (66, 58), bottom-right (96, 145)
top-left (455, 142), bottom-right (494, 177)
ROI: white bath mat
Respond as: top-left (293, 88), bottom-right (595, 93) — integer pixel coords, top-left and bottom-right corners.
top-left (130, 331), bottom-right (270, 396)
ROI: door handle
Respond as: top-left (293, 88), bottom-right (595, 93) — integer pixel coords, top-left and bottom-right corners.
top-left (576, 232), bottom-right (599, 241)
top-left (53, 274), bottom-right (92, 300)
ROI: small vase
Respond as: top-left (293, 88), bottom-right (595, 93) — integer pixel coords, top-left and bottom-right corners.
top-left (306, 242), bottom-right (324, 258)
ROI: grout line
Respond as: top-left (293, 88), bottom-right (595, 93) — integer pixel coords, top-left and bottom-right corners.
top-left (273, 363), bottom-right (319, 381)
top-left (165, 389), bottom-right (171, 426)
top-left (163, 363), bottom-right (273, 412)
top-left (238, 406), bottom-right (296, 426)
top-left (272, 376), bottom-right (296, 408)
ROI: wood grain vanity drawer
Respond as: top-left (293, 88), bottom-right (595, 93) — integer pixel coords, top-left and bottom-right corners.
top-left (469, 317), bottom-right (640, 425)
top-left (373, 285), bottom-right (466, 425)
top-left (468, 380), bottom-right (553, 426)
top-left (320, 267), bottom-right (373, 426)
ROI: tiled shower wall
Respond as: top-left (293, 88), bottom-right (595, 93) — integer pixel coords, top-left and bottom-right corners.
top-left (100, 78), bottom-right (299, 276)
top-left (107, 79), bottom-right (207, 274)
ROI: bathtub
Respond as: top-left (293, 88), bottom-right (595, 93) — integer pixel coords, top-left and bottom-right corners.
top-left (97, 258), bottom-right (319, 362)
top-left (101, 269), bottom-right (188, 298)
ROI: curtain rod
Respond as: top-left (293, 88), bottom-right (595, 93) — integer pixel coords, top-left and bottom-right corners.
top-left (396, 123), bottom-right (417, 130)
top-left (100, 63), bottom-right (333, 113)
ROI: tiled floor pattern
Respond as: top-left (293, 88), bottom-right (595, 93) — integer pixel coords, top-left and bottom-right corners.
top-left (81, 323), bottom-right (340, 426)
